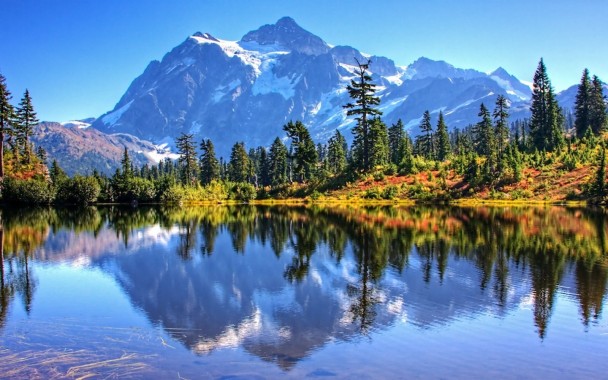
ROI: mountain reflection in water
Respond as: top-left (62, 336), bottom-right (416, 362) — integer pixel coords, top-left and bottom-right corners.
top-left (0, 205), bottom-right (606, 370)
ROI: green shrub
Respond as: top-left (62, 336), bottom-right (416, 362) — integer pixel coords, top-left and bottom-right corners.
top-left (382, 185), bottom-right (398, 200)
top-left (56, 175), bottom-right (101, 204)
top-left (363, 187), bottom-right (382, 199)
top-left (2, 178), bottom-right (55, 205)
top-left (229, 182), bottom-right (256, 201)
top-left (310, 190), bottom-right (322, 201)
top-left (160, 184), bottom-right (185, 204)
top-left (373, 172), bottom-right (385, 182)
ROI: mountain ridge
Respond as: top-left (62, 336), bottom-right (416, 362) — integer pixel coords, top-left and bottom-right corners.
top-left (72, 17), bottom-right (576, 160)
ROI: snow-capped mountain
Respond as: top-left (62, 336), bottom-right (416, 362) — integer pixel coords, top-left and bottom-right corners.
top-left (92, 17), bottom-right (537, 157)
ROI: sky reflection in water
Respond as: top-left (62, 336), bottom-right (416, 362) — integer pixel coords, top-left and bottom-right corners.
top-left (0, 205), bottom-right (606, 378)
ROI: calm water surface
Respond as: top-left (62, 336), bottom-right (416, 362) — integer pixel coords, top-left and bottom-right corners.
top-left (0, 205), bottom-right (606, 379)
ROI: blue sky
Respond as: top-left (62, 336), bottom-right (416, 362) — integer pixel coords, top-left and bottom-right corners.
top-left (2, 0), bottom-right (607, 122)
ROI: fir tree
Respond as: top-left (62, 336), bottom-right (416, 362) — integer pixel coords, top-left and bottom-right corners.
top-left (120, 147), bottom-right (134, 180)
top-left (0, 73), bottom-right (15, 179)
top-left (257, 147), bottom-right (270, 187)
top-left (388, 119), bottom-right (405, 165)
top-left (590, 75), bottom-right (607, 135)
top-left (283, 121), bottom-right (317, 182)
top-left (574, 69), bottom-right (592, 138)
top-left (529, 58), bottom-right (563, 151)
top-left (415, 110), bottom-right (434, 159)
top-left (327, 130), bottom-right (347, 174)
top-left (36, 145), bottom-right (47, 162)
top-left (268, 137), bottom-right (288, 186)
top-left (435, 111), bottom-right (450, 161)
top-left (228, 142), bottom-right (251, 183)
top-left (50, 159), bottom-right (67, 185)
top-left (176, 133), bottom-right (199, 186)
top-left (343, 59), bottom-right (382, 171)
top-left (199, 139), bottom-right (220, 185)
top-left (368, 118), bottom-right (389, 168)
top-left (15, 89), bottom-right (38, 164)
top-left (493, 95), bottom-right (510, 156)
top-left (594, 145), bottom-right (606, 196)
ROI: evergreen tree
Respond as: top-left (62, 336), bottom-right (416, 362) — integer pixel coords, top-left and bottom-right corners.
top-left (493, 95), bottom-right (510, 156)
top-left (594, 145), bottom-right (606, 196)
top-left (343, 59), bottom-right (382, 171)
top-left (268, 137), bottom-right (288, 186)
top-left (120, 147), bottom-right (134, 180)
top-left (228, 142), bottom-right (251, 183)
top-left (529, 58), bottom-right (563, 151)
top-left (283, 120), bottom-right (317, 182)
top-left (199, 139), bottom-right (220, 185)
top-left (475, 103), bottom-right (495, 156)
top-left (590, 75), bottom-right (607, 135)
top-left (415, 110), bottom-right (434, 159)
top-left (15, 89), bottom-right (38, 164)
top-left (327, 130), bottom-right (347, 174)
top-left (574, 69), bottom-right (592, 138)
top-left (257, 147), bottom-right (270, 187)
top-left (176, 133), bottom-right (199, 186)
top-left (0, 73), bottom-right (15, 179)
top-left (388, 119), bottom-right (405, 165)
top-left (435, 111), bottom-right (450, 161)
top-left (368, 118), bottom-right (389, 168)
top-left (49, 159), bottom-right (67, 185)
top-left (36, 146), bottom-right (47, 162)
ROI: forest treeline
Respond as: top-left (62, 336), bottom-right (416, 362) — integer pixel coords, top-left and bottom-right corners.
top-left (0, 58), bottom-right (607, 205)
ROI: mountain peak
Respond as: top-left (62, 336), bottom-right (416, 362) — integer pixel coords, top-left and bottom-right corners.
top-left (240, 17), bottom-right (329, 55)
top-left (490, 67), bottom-right (511, 78)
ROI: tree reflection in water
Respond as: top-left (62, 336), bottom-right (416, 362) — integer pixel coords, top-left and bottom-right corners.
top-left (0, 204), bottom-right (606, 365)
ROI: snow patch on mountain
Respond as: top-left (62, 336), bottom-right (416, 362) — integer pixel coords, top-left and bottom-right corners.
top-left (252, 60), bottom-right (300, 99)
top-left (190, 34), bottom-right (290, 76)
top-left (212, 79), bottom-right (242, 103)
top-left (102, 100), bottom-right (133, 126)
top-left (61, 120), bottom-right (92, 129)
top-left (490, 75), bottom-right (529, 101)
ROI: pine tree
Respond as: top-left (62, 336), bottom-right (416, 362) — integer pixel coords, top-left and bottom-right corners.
top-left (268, 137), bottom-right (288, 186)
top-left (15, 89), bottom-right (38, 164)
top-left (529, 58), bottom-right (563, 151)
top-left (493, 95), bottom-right (510, 156)
top-left (199, 139), bottom-right (220, 185)
top-left (228, 142), bottom-right (251, 183)
top-left (415, 110), bottom-right (434, 159)
top-left (388, 119), bottom-right (405, 165)
top-left (120, 147), bottom-right (134, 180)
top-left (475, 104), bottom-right (495, 155)
top-left (327, 130), bottom-right (347, 174)
top-left (590, 75), bottom-right (607, 135)
top-left (49, 159), bottom-right (67, 185)
top-left (594, 145), bottom-right (606, 196)
top-left (368, 118), bottom-right (389, 168)
top-left (176, 133), bottom-right (199, 186)
top-left (283, 121), bottom-right (317, 182)
top-left (343, 59), bottom-right (382, 171)
top-left (574, 69), bottom-right (592, 138)
top-left (257, 147), bottom-right (270, 187)
top-left (435, 111), bottom-right (450, 161)
top-left (36, 146), bottom-right (47, 162)
top-left (0, 73), bottom-right (15, 179)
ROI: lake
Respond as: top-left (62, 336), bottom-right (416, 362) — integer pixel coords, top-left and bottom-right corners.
top-left (0, 205), bottom-right (606, 379)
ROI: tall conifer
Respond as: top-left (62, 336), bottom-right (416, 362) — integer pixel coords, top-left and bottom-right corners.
top-left (436, 111), bottom-right (450, 161)
top-left (574, 69), bottom-right (592, 138)
top-left (343, 59), bottom-right (382, 171)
